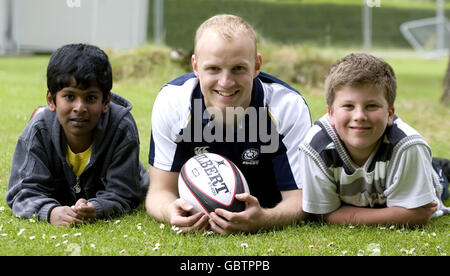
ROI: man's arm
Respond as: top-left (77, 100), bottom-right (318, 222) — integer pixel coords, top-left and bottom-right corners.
top-left (145, 165), bottom-right (209, 232)
top-left (209, 189), bottom-right (308, 234)
top-left (322, 202), bottom-right (437, 226)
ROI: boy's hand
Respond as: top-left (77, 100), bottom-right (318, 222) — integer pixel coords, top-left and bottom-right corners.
top-left (72, 198), bottom-right (96, 223)
top-left (49, 206), bottom-right (83, 226)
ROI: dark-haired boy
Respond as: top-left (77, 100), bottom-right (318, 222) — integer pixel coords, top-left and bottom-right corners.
top-left (6, 44), bottom-right (149, 226)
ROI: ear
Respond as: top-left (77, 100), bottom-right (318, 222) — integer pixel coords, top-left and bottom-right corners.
top-left (46, 91), bottom-right (56, 112)
top-left (102, 93), bottom-right (111, 114)
top-left (327, 105), bottom-right (335, 127)
top-left (387, 106), bottom-right (395, 126)
top-left (191, 54), bottom-right (199, 78)
top-left (254, 53), bottom-right (262, 78)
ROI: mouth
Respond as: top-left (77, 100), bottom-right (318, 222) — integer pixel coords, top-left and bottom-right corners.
top-left (349, 126), bottom-right (371, 133)
top-left (69, 118), bottom-right (89, 126)
top-left (214, 89), bottom-right (239, 97)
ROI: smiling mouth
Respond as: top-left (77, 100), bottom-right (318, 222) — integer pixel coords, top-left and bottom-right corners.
top-left (350, 126), bottom-right (371, 132)
top-left (215, 90), bottom-right (239, 97)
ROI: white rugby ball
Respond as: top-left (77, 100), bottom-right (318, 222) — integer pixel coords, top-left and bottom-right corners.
top-left (178, 153), bottom-right (250, 215)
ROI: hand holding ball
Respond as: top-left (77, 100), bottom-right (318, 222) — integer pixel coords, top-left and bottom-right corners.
top-left (178, 153), bottom-right (250, 215)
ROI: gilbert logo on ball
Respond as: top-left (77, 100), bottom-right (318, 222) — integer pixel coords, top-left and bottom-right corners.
top-left (178, 153), bottom-right (250, 215)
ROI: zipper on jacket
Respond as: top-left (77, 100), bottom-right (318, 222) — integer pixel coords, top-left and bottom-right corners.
top-left (73, 176), bottom-right (82, 194)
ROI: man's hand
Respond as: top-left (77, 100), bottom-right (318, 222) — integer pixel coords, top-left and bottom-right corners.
top-left (209, 193), bottom-right (266, 234)
top-left (168, 198), bottom-right (209, 233)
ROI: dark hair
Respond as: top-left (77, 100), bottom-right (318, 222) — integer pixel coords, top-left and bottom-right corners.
top-left (46, 43), bottom-right (112, 102)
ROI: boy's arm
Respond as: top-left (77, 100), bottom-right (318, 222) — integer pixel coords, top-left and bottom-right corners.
top-left (322, 202), bottom-right (437, 226)
top-left (88, 122), bottom-right (148, 218)
top-left (6, 134), bottom-right (61, 221)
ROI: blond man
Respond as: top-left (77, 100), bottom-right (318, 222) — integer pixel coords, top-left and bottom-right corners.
top-left (146, 14), bottom-right (311, 233)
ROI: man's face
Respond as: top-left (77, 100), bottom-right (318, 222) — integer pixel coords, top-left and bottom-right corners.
top-left (192, 31), bottom-right (262, 118)
top-left (47, 78), bottom-right (110, 151)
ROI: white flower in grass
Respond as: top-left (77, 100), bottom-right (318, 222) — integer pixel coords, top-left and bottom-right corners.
top-left (159, 224), bottom-right (165, 230)
top-left (153, 243), bottom-right (161, 251)
top-left (114, 220), bottom-right (121, 225)
top-left (367, 243), bottom-right (380, 256)
top-left (137, 223), bottom-right (142, 231)
top-left (74, 233), bottom-right (82, 237)
top-left (119, 249), bottom-right (126, 254)
top-left (240, 243), bottom-right (248, 248)
top-left (0, 233), bottom-right (8, 237)
top-left (357, 249), bottom-right (365, 256)
top-left (90, 244), bottom-right (96, 248)
top-left (17, 228), bottom-right (25, 236)
top-left (29, 236), bottom-right (36, 240)
top-left (0, 206), bottom-right (5, 211)
top-left (327, 242), bottom-right (334, 247)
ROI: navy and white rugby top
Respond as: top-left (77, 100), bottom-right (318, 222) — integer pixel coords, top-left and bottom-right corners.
top-left (149, 72), bottom-right (311, 208)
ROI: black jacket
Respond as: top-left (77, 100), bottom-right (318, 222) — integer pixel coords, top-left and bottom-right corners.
top-left (6, 93), bottom-right (149, 221)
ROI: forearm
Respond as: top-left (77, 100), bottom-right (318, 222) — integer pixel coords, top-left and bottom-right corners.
top-left (259, 190), bottom-right (308, 230)
top-left (323, 205), bottom-right (434, 226)
top-left (145, 188), bottom-right (178, 223)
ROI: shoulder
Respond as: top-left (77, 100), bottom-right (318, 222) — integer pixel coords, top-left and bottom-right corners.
top-left (257, 72), bottom-right (311, 133)
top-left (387, 116), bottom-right (424, 145)
top-left (20, 107), bottom-right (55, 140)
top-left (153, 73), bottom-right (198, 116)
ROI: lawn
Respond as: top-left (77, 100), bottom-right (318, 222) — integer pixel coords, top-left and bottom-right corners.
top-left (0, 47), bottom-right (449, 257)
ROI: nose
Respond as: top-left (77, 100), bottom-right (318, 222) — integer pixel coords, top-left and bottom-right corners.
top-left (218, 71), bottom-right (235, 88)
top-left (353, 106), bottom-right (367, 121)
top-left (73, 98), bottom-right (87, 113)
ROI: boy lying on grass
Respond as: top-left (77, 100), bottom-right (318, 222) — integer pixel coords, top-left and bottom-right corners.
top-left (6, 44), bottom-right (149, 226)
top-left (299, 53), bottom-right (449, 226)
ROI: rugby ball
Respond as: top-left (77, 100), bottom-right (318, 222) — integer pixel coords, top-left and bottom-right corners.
top-left (178, 153), bottom-right (250, 215)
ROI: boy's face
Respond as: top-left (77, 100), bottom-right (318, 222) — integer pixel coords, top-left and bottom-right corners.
top-left (47, 78), bottom-right (110, 151)
top-left (192, 30), bottom-right (262, 118)
top-left (328, 85), bottom-right (394, 165)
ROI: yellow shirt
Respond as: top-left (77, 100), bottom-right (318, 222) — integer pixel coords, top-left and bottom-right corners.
top-left (67, 145), bottom-right (92, 177)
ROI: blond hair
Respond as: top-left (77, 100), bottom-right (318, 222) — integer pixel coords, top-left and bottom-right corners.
top-left (325, 53), bottom-right (397, 108)
top-left (194, 14), bottom-right (258, 56)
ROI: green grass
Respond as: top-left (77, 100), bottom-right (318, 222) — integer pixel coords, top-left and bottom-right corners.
top-left (0, 46), bottom-right (449, 256)
top-left (148, 0), bottom-right (450, 50)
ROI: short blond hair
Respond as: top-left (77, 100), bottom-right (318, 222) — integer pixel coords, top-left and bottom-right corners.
top-left (194, 14), bottom-right (258, 56)
top-left (325, 53), bottom-right (397, 108)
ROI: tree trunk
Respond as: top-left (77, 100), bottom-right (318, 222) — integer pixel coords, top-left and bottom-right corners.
top-left (442, 52), bottom-right (450, 104)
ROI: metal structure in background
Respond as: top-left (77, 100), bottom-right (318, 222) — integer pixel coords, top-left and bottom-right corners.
top-left (153, 0), bottom-right (164, 44)
top-left (0, 0), bottom-right (148, 54)
top-left (400, 0), bottom-right (449, 58)
top-left (362, 0), bottom-right (381, 52)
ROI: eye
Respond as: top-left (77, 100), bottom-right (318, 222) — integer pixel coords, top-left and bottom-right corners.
top-left (63, 94), bottom-right (74, 101)
top-left (366, 104), bottom-right (379, 110)
top-left (206, 66), bottom-right (220, 73)
top-left (342, 104), bottom-right (354, 110)
top-left (233, 65), bottom-right (246, 73)
top-left (86, 95), bottom-right (98, 103)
